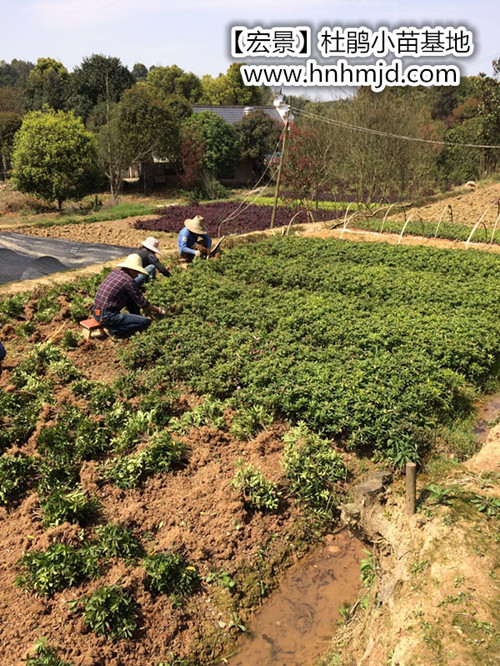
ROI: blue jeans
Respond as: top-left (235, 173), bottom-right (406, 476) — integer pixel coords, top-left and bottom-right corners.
top-left (0, 340), bottom-right (5, 361)
top-left (93, 308), bottom-right (149, 337)
top-left (135, 264), bottom-right (156, 287)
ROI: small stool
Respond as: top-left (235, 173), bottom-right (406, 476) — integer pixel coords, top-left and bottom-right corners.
top-left (80, 317), bottom-right (106, 339)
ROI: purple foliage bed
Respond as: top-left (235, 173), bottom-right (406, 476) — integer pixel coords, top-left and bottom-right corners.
top-left (134, 202), bottom-right (342, 237)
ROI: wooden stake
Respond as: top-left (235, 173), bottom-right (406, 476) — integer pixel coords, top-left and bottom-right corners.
top-left (270, 116), bottom-right (289, 230)
top-left (405, 462), bottom-right (417, 515)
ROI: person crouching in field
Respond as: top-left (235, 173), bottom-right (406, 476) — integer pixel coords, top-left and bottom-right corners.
top-left (135, 237), bottom-right (171, 288)
top-left (92, 254), bottom-right (167, 337)
top-left (178, 216), bottom-right (212, 264)
top-left (0, 339), bottom-right (5, 375)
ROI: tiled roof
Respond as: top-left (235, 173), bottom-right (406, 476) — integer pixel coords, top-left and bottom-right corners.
top-left (192, 105), bottom-right (283, 125)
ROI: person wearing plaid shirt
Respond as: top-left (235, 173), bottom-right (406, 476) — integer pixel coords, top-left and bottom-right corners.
top-left (92, 254), bottom-right (167, 336)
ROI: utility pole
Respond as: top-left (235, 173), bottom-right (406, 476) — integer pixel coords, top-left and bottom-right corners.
top-left (270, 115), bottom-right (289, 229)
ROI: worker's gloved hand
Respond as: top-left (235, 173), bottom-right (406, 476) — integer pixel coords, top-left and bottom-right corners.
top-left (157, 306), bottom-right (167, 316)
top-left (194, 249), bottom-right (202, 258)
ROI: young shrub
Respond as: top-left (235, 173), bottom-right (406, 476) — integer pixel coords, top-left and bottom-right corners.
top-left (0, 292), bottom-right (28, 322)
top-left (25, 638), bottom-right (72, 666)
top-left (360, 550), bottom-right (376, 588)
top-left (60, 330), bottom-right (82, 349)
top-left (169, 396), bottom-right (226, 435)
top-left (16, 543), bottom-right (88, 597)
top-left (111, 409), bottom-right (156, 453)
top-left (231, 459), bottom-right (280, 512)
top-left (93, 522), bottom-right (144, 562)
top-left (33, 296), bottom-right (60, 324)
top-left (15, 321), bottom-right (37, 338)
top-left (0, 454), bottom-right (36, 505)
top-left (40, 487), bottom-right (99, 527)
top-left (69, 294), bottom-right (91, 322)
top-left (230, 405), bottom-right (273, 441)
top-left (82, 584), bottom-right (138, 640)
top-left (105, 432), bottom-right (185, 489)
top-left (282, 423), bottom-right (347, 520)
top-left (105, 452), bottom-right (146, 490)
top-left (144, 551), bottom-right (201, 602)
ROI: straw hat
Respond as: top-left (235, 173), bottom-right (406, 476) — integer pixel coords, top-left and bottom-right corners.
top-left (141, 237), bottom-right (162, 254)
top-left (184, 215), bottom-right (206, 234)
top-left (116, 253), bottom-right (148, 275)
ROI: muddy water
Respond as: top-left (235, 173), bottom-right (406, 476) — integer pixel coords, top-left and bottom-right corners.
top-left (473, 394), bottom-right (500, 443)
top-left (227, 531), bottom-right (364, 666)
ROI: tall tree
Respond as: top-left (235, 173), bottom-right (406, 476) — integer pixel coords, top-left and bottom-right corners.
top-left (131, 63), bottom-right (148, 82)
top-left (96, 84), bottom-right (179, 198)
top-left (12, 108), bottom-right (99, 209)
top-left (25, 58), bottom-right (70, 111)
top-left (235, 109), bottom-right (282, 179)
top-left (0, 59), bottom-right (34, 89)
top-left (145, 65), bottom-right (202, 102)
top-left (68, 54), bottom-right (135, 123)
top-left (0, 112), bottom-right (22, 177)
top-left (182, 111), bottom-right (239, 178)
top-left (201, 64), bottom-right (261, 105)
top-left (0, 87), bottom-right (23, 114)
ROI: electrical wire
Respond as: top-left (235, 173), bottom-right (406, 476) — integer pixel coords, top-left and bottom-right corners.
top-left (215, 134), bottom-right (284, 235)
top-left (291, 105), bottom-right (500, 150)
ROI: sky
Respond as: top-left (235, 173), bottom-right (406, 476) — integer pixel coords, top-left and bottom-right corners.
top-left (1, 0), bottom-right (499, 97)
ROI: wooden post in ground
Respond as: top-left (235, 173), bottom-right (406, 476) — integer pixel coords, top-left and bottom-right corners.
top-left (405, 462), bottom-right (417, 515)
top-left (270, 116), bottom-right (289, 230)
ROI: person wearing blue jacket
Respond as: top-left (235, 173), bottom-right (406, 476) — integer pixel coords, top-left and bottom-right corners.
top-left (0, 339), bottom-right (5, 375)
top-left (177, 216), bottom-right (212, 263)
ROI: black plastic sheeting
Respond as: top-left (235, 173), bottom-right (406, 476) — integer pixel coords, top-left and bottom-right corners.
top-left (0, 232), bottom-right (135, 285)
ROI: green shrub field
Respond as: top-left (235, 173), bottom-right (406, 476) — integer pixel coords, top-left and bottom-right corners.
top-left (3, 235), bottom-right (500, 663)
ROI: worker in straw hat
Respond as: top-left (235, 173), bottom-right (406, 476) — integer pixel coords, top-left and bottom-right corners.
top-left (92, 253), bottom-right (167, 337)
top-left (135, 236), bottom-right (171, 288)
top-left (177, 215), bottom-right (212, 264)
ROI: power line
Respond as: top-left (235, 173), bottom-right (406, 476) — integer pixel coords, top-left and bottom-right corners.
top-left (291, 106), bottom-right (500, 149)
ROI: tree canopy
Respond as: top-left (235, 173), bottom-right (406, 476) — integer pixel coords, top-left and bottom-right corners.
top-left (183, 111), bottom-right (240, 178)
top-left (145, 65), bottom-right (202, 103)
top-left (201, 64), bottom-right (262, 106)
top-left (12, 108), bottom-right (99, 208)
top-left (25, 58), bottom-right (70, 112)
top-left (235, 109), bottom-right (282, 177)
top-left (68, 54), bottom-right (135, 123)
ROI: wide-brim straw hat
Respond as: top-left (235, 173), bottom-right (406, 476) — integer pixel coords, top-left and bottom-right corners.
top-left (116, 253), bottom-right (149, 275)
top-left (184, 215), bottom-right (207, 234)
top-left (141, 236), bottom-right (162, 254)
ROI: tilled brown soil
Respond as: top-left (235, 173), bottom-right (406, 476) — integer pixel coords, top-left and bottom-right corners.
top-left (0, 300), bottom-right (325, 666)
top-left (16, 215), bottom-right (175, 250)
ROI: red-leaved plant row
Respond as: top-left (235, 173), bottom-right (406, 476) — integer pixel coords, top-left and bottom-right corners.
top-left (134, 202), bottom-right (342, 237)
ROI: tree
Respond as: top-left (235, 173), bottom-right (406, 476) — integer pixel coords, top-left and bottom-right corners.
top-left (0, 59), bottom-right (34, 89)
top-left (12, 108), bottom-right (99, 209)
top-left (0, 112), bottom-right (22, 177)
top-left (281, 125), bottom-right (329, 214)
top-left (163, 94), bottom-right (192, 122)
top-left (132, 63), bottom-right (148, 82)
top-left (0, 87), bottom-right (23, 114)
top-left (25, 58), bottom-right (70, 111)
top-left (182, 111), bottom-right (240, 178)
top-left (96, 84), bottom-right (180, 198)
top-left (145, 65), bottom-right (202, 102)
top-left (235, 109), bottom-right (282, 179)
top-left (201, 63), bottom-right (261, 105)
top-left (68, 54), bottom-right (135, 123)
top-left (178, 126), bottom-right (205, 190)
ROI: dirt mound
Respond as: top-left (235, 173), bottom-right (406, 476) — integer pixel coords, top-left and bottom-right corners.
top-left (394, 181), bottom-right (500, 226)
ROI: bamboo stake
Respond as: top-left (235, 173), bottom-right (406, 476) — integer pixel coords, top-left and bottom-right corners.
top-left (406, 462), bottom-right (417, 515)
top-left (270, 117), bottom-right (289, 230)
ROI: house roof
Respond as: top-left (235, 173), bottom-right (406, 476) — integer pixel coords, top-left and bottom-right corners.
top-left (192, 105), bottom-right (284, 125)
